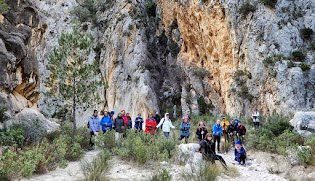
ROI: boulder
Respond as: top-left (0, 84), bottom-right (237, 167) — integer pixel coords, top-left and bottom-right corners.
top-left (15, 108), bottom-right (60, 133)
top-left (290, 112), bottom-right (315, 138)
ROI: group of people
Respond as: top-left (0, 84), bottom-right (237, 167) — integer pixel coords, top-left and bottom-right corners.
top-left (88, 108), bottom-right (261, 166)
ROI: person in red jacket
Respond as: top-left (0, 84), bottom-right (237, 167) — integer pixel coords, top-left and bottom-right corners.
top-left (121, 109), bottom-right (128, 127)
top-left (145, 113), bottom-right (157, 134)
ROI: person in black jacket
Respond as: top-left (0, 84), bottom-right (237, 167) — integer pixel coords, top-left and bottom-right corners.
top-left (226, 121), bottom-right (237, 144)
top-left (126, 113), bottom-right (132, 129)
top-left (113, 112), bottom-right (125, 141)
top-left (236, 122), bottom-right (246, 144)
top-left (200, 133), bottom-right (226, 165)
top-left (154, 112), bottom-right (161, 132)
top-left (196, 122), bottom-right (208, 143)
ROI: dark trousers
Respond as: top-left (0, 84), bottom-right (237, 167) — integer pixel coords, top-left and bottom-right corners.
top-left (235, 154), bottom-right (246, 164)
top-left (178, 135), bottom-right (189, 143)
top-left (89, 131), bottom-right (95, 148)
top-left (254, 122), bottom-right (260, 129)
top-left (214, 135), bottom-right (221, 152)
top-left (208, 153), bottom-right (226, 165)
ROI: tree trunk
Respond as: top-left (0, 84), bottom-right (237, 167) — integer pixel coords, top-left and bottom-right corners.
top-left (73, 65), bottom-right (77, 135)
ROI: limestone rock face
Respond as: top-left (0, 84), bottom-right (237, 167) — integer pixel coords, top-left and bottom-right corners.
top-left (0, 0), bottom-right (51, 128)
top-left (159, 0), bottom-right (315, 117)
top-left (290, 111), bottom-right (315, 138)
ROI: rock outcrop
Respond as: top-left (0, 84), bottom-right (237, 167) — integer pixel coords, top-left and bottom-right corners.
top-left (0, 0), bottom-right (56, 128)
top-left (290, 111), bottom-right (315, 138)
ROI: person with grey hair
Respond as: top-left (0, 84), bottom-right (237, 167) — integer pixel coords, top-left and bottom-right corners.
top-left (88, 110), bottom-right (100, 149)
top-left (113, 112), bottom-right (125, 141)
top-left (213, 120), bottom-right (223, 153)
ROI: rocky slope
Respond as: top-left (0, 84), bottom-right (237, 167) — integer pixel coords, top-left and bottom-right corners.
top-left (1, 0), bottom-right (314, 126)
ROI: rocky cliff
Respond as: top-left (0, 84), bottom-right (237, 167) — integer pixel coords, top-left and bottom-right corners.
top-left (1, 0), bottom-right (314, 126)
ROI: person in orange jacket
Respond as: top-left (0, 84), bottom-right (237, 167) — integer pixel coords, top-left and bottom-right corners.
top-left (145, 113), bottom-right (157, 134)
top-left (221, 117), bottom-right (229, 143)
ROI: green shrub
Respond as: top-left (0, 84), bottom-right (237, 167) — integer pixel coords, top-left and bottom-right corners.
top-left (186, 92), bottom-right (192, 105)
top-left (128, 24), bottom-right (134, 30)
top-left (261, 0), bottom-right (277, 8)
top-left (300, 28), bottom-right (314, 40)
top-left (171, 93), bottom-right (182, 105)
top-left (0, 106), bottom-right (9, 123)
top-left (239, 2), bottom-right (256, 17)
top-left (291, 50), bottom-right (306, 62)
top-left (287, 60), bottom-right (295, 68)
top-left (169, 39), bottom-right (180, 56)
top-left (0, 0), bottom-right (8, 14)
top-left (263, 57), bottom-right (275, 67)
top-left (192, 68), bottom-right (210, 79)
top-left (146, 1), bottom-right (156, 17)
top-left (70, 6), bottom-right (91, 22)
top-left (264, 114), bottom-right (293, 136)
top-left (197, 96), bottom-right (213, 115)
top-left (81, 150), bottom-right (111, 181)
top-left (134, 138), bottom-right (147, 164)
top-left (145, 64), bottom-right (154, 71)
top-left (0, 124), bottom-right (24, 147)
top-left (151, 168), bottom-right (172, 181)
top-left (297, 147), bottom-right (314, 165)
top-left (96, 131), bottom-right (116, 151)
top-left (299, 63), bottom-right (310, 71)
top-left (309, 42), bottom-right (315, 50)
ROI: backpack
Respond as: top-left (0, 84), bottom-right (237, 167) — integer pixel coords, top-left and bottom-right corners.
top-left (87, 121), bottom-right (89, 128)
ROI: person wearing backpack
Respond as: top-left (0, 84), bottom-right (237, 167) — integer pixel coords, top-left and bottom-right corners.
top-left (125, 113), bottom-right (132, 129)
top-left (156, 113), bottom-right (176, 138)
top-left (179, 116), bottom-right (190, 143)
top-left (236, 122), bottom-right (246, 144)
top-left (227, 120), bottom-right (237, 144)
top-left (134, 113), bottom-right (144, 132)
top-left (252, 108), bottom-right (260, 129)
top-left (232, 116), bottom-right (241, 127)
top-left (213, 120), bottom-right (223, 153)
top-left (145, 113), bottom-right (157, 134)
top-left (113, 112), bottom-right (126, 141)
top-left (196, 122), bottom-right (208, 143)
top-left (100, 111), bottom-right (112, 134)
top-left (88, 110), bottom-right (100, 149)
top-left (154, 112), bottom-right (161, 133)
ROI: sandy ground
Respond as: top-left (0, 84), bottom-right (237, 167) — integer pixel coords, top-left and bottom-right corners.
top-left (21, 145), bottom-right (289, 181)
top-left (217, 149), bottom-right (287, 181)
top-left (21, 150), bottom-right (101, 181)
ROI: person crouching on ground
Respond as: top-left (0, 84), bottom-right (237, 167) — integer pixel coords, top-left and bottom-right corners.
top-left (200, 133), bottom-right (227, 165)
top-left (88, 110), bottom-right (100, 149)
top-left (235, 140), bottom-right (246, 166)
top-left (179, 116), bottom-right (190, 143)
top-left (145, 113), bottom-right (157, 135)
top-left (156, 113), bottom-right (176, 138)
top-left (196, 122), bottom-right (208, 143)
top-left (100, 111), bottom-right (112, 134)
top-left (113, 112), bottom-right (126, 141)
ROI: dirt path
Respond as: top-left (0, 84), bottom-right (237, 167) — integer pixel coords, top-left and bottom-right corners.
top-left (22, 150), bottom-right (101, 181)
top-left (217, 149), bottom-right (287, 181)
top-left (22, 144), bottom-right (289, 181)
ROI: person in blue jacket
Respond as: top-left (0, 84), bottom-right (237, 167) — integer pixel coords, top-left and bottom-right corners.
top-left (134, 113), bottom-right (144, 132)
top-left (235, 140), bottom-right (246, 166)
top-left (232, 116), bottom-right (241, 127)
top-left (213, 119), bottom-right (223, 153)
top-left (179, 116), bottom-right (190, 143)
top-left (100, 111), bottom-right (112, 134)
top-left (89, 110), bottom-right (100, 149)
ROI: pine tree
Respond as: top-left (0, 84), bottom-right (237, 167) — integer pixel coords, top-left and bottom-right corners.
top-left (45, 26), bottom-right (104, 134)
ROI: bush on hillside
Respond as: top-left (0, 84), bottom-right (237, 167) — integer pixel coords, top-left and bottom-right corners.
top-left (300, 28), bottom-right (314, 40)
top-left (239, 2), bottom-right (256, 17)
top-left (261, 0), bottom-right (277, 8)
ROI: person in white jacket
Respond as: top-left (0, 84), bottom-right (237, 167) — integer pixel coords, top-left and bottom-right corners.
top-left (156, 113), bottom-right (177, 138)
top-left (252, 108), bottom-right (260, 129)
